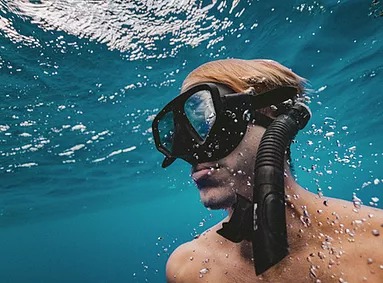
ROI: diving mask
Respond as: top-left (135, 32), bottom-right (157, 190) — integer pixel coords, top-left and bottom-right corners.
top-left (152, 82), bottom-right (298, 167)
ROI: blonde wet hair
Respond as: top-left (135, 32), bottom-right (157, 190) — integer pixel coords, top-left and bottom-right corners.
top-left (182, 59), bottom-right (307, 117)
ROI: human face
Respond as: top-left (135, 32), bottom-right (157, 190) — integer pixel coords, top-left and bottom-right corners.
top-left (191, 124), bottom-right (266, 210)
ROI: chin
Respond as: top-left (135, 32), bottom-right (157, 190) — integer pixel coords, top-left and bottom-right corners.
top-left (199, 187), bottom-right (236, 210)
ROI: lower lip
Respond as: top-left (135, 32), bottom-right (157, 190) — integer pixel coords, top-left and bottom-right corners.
top-left (192, 169), bottom-right (212, 181)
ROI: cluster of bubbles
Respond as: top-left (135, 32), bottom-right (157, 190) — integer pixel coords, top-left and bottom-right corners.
top-left (293, 84), bottom-right (383, 210)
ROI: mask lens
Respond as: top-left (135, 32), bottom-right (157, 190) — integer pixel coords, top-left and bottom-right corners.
top-left (184, 90), bottom-right (216, 141)
top-left (158, 111), bottom-right (175, 152)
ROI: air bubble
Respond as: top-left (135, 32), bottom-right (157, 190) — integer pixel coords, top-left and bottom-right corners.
top-left (300, 206), bottom-right (311, 227)
top-left (352, 193), bottom-right (362, 209)
top-left (309, 265), bottom-right (317, 278)
top-left (199, 268), bottom-right (209, 277)
top-left (371, 197), bottom-right (379, 203)
top-left (318, 251), bottom-right (325, 259)
top-left (207, 112), bottom-right (216, 121)
top-left (325, 132), bottom-right (335, 138)
top-left (243, 110), bottom-right (252, 121)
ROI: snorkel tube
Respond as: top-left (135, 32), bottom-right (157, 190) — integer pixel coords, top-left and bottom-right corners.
top-left (252, 102), bottom-right (311, 274)
top-left (217, 102), bottom-right (311, 275)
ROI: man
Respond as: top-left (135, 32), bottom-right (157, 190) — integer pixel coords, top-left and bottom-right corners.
top-left (152, 59), bottom-right (383, 282)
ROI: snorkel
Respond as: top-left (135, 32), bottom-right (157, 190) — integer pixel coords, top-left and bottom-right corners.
top-left (217, 102), bottom-right (311, 275)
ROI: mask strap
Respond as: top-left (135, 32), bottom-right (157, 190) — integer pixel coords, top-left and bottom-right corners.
top-left (252, 111), bottom-right (274, 129)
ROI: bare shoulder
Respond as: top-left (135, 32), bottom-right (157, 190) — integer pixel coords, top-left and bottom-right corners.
top-left (166, 240), bottom-right (197, 283)
top-left (166, 228), bottom-right (217, 283)
top-left (166, 221), bottom-right (240, 283)
top-left (318, 197), bottom-right (383, 281)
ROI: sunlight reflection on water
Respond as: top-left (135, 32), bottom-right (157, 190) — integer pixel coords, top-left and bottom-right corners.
top-left (1, 0), bottom-right (240, 60)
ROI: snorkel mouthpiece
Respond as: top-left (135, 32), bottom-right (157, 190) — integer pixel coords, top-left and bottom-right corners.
top-left (217, 102), bottom-right (311, 275)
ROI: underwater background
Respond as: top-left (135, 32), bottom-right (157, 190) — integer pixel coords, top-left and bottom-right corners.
top-left (0, 0), bottom-right (382, 282)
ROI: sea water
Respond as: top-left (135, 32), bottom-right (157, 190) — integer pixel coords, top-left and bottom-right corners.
top-left (0, 0), bottom-right (382, 282)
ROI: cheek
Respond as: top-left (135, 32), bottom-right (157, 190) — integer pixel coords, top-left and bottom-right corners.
top-left (217, 130), bottom-right (261, 179)
top-left (234, 150), bottom-right (256, 171)
top-left (223, 152), bottom-right (256, 181)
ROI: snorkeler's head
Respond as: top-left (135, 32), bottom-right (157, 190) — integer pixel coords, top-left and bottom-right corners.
top-left (152, 59), bottom-right (307, 168)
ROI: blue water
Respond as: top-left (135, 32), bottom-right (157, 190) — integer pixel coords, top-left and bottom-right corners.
top-left (0, 0), bottom-right (382, 282)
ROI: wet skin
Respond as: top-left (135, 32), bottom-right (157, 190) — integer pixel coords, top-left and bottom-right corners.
top-left (166, 125), bottom-right (383, 283)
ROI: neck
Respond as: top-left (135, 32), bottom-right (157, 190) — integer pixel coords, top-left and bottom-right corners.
top-left (284, 173), bottom-right (320, 251)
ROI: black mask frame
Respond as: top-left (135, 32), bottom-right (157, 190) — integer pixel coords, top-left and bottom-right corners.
top-left (152, 83), bottom-right (298, 168)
